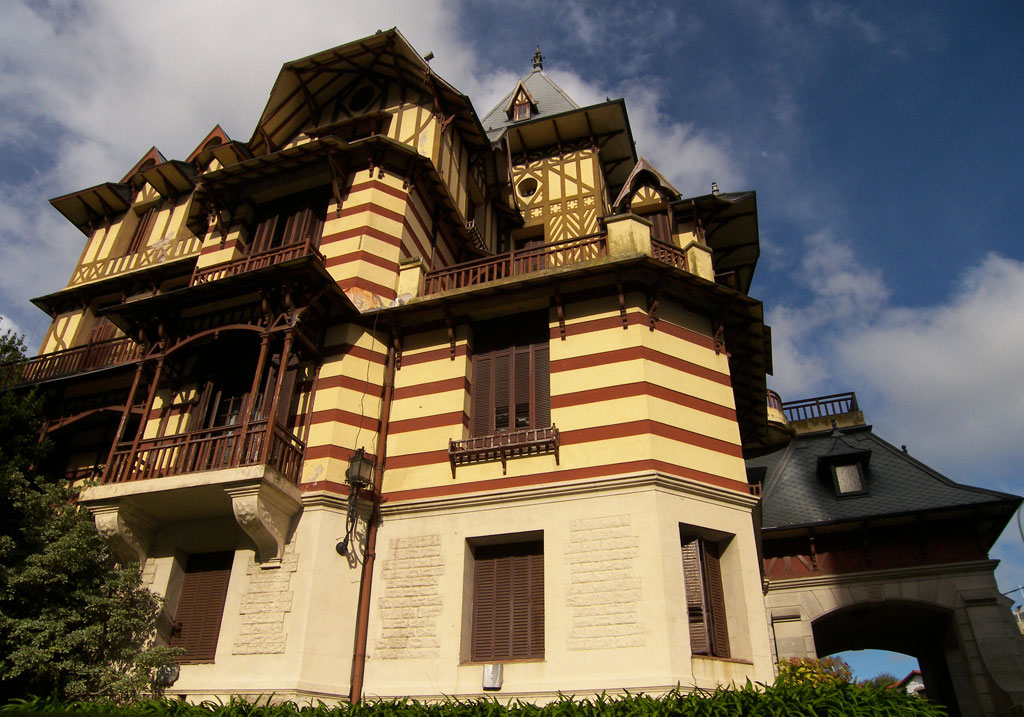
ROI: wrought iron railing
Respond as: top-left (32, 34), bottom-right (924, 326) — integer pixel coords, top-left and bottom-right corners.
top-left (767, 389), bottom-right (784, 411)
top-left (190, 238), bottom-right (324, 285)
top-left (104, 419), bottom-right (304, 485)
top-left (423, 234), bottom-right (608, 295)
top-left (781, 392), bottom-right (859, 423)
top-left (2, 337), bottom-right (143, 384)
top-left (449, 425), bottom-right (559, 477)
top-left (70, 235), bottom-right (203, 286)
top-left (650, 238), bottom-right (688, 271)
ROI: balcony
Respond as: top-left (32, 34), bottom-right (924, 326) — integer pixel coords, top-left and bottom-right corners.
top-left (782, 392), bottom-right (858, 423)
top-left (421, 231), bottom-right (695, 296)
top-left (449, 425), bottom-right (560, 477)
top-left (105, 419), bottom-right (304, 486)
top-left (3, 336), bottom-right (143, 385)
top-left (190, 238), bottom-right (324, 285)
top-left (70, 235), bottom-right (203, 286)
top-left (424, 233), bottom-right (608, 295)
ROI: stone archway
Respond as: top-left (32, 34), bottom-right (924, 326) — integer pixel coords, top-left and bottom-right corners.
top-left (764, 560), bottom-right (1024, 717)
top-left (811, 601), bottom-right (960, 714)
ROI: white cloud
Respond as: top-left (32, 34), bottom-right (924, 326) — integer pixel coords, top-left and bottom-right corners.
top-left (768, 233), bottom-right (1024, 484)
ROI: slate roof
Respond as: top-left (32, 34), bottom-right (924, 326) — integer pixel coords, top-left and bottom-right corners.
top-left (750, 424), bottom-right (1020, 531)
top-left (481, 68), bottom-right (580, 141)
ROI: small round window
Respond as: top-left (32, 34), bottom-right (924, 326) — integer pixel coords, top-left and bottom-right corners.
top-left (517, 178), bottom-right (538, 198)
top-left (348, 86), bottom-right (376, 113)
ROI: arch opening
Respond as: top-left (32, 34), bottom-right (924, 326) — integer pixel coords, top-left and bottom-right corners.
top-left (812, 601), bottom-right (962, 716)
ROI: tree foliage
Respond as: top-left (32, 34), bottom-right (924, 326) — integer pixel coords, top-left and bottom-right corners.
top-left (775, 656), bottom-right (854, 686)
top-left (0, 330), bottom-right (179, 703)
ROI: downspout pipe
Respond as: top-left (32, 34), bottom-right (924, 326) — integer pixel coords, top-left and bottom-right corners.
top-left (349, 327), bottom-right (398, 704)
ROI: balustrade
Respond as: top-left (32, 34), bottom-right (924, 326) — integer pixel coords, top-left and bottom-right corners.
top-left (3, 337), bottom-right (143, 384)
top-left (105, 419), bottom-right (304, 485)
top-left (190, 238), bottom-right (324, 285)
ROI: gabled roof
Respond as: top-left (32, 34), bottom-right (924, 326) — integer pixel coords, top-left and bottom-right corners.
top-left (482, 68), bottom-right (580, 141)
top-left (612, 157), bottom-right (682, 210)
top-left (120, 146), bottom-right (167, 185)
top-left (751, 423), bottom-right (1020, 532)
top-left (251, 28), bottom-right (491, 155)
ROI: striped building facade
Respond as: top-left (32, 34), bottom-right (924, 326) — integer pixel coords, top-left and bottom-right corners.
top-left (11, 30), bottom-right (783, 702)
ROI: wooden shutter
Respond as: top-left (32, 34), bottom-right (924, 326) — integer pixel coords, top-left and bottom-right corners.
top-left (493, 349), bottom-right (511, 433)
top-left (681, 536), bottom-right (710, 655)
top-left (532, 343), bottom-right (550, 429)
top-left (472, 354), bottom-right (493, 437)
top-left (513, 346), bottom-right (531, 430)
top-left (87, 316), bottom-right (117, 344)
top-left (275, 368), bottom-right (298, 426)
top-left (250, 215), bottom-right (278, 254)
top-left (703, 541), bottom-right (730, 658)
top-left (126, 206), bottom-right (156, 254)
top-left (651, 212), bottom-right (671, 243)
top-left (472, 541), bottom-right (544, 662)
top-left (170, 551), bottom-right (233, 663)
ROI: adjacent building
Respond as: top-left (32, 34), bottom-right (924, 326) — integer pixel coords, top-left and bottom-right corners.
top-left (4, 28), bottom-right (1023, 716)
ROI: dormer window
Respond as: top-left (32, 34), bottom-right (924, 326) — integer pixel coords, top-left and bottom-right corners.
top-left (505, 80), bottom-right (537, 123)
top-left (833, 463), bottom-right (865, 495)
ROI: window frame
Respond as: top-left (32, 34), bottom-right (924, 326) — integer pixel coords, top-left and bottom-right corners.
top-left (681, 533), bottom-right (730, 659)
top-left (169, 551), bottom-right (234, 664)
top-left (469, 537), bottom-right (545, 663)
top-left (471, 315), bottom-right (551, 438)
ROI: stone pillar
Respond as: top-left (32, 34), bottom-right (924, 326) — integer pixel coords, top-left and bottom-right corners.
top-left (683, 240), bottom-right (715, 281)
top-left (605, 214), bottom-right (653, 258)
top-left (397, 257), bottom-right (425, 300)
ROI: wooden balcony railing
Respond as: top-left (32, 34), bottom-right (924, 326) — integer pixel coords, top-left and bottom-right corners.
top-left (650, 238), bottom-right (688, 271)
top-left (449, 425), bottom-right (559, 477)
top-left (767, 389), bottom-right (784, 412)
top-left (190, 238), bottom-right (324, 285)
top-left (70, 235), bottom-right (203, 286)
top-left (2, 337), bottom-right (143, 384)
top-left (104, 419), bottom-right (304, 485)
top-left (781, 392), bottom-right (859, 423)
top-left (423, 233), bottom-right (608, 295)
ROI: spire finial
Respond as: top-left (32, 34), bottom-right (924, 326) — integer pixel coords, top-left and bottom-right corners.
top-left (532, 44), bottom-right (544, 70)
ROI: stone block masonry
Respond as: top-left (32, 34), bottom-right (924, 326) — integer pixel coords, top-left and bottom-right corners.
top-left (233, 543), bottom-right (298, 655)
top-left (376, 534), bottom-right (444, 659)
top-left (565, 515), bottom-right (645, 649)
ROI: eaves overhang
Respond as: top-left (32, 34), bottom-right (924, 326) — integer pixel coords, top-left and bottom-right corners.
top-left (673, 191), bottom-right (760, 295)
top-left (49, 183), bottom-right (133, 235)
top-left (30, 254), bottom-right (198, 317)
top-left (503, 100), bottom-right (637, 203)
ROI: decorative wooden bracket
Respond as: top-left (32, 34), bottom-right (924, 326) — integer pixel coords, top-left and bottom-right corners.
top-left (444, 307), bottom-right (457, 360)
top-left (552, 287), bottom-right (566, 340)
top-left (616, 277), bottom-right (628, 329)
top-left (713, 322), bottom-right (729, 356)
top-left (326, 152), bottom-right (347, 218)
top-left (647, 280), bottom-right (664, 332)
top-left (392, 330), bottom-right (403, 371)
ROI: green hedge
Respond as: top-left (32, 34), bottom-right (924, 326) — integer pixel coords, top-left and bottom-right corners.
top-left (1, 683), bottom-right (945, 717)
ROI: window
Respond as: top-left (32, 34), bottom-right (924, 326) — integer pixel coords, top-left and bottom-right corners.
top-left (471, 313), bottom-right (550, 437)
top-left (471, 539), bottom-right (544, 662)
top-left (681, 534), bottom-right (730, 658)
top-left (125, 205), bottom-right (158, 254)
top-left (513, 101), bottom-right (531, 122)
top-left (170, 551), bottom-right (233, 663)
top-left (250, 188), bottom-right (328, 255)
top-left (833, 463), bottom-right (865, 495)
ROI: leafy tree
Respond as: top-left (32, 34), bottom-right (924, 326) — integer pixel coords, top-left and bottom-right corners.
top-left (860, 671), bottom-right (900, 688)
top-left (775, 656), bottom-right (854, 686)
top-left (0, 330), bottom-right (179, 702)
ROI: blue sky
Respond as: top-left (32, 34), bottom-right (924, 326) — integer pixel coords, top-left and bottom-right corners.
top-left (1, 0), bottom-right (1021, 681)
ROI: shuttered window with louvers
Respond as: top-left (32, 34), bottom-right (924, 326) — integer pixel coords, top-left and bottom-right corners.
top-left (170, 551), bottom-right (233, 663)
top-left (472, 541), bottom-right (544, 662)
top-left (471, 312), bottom-right (551, 437)
top-left (680, 535), bottom-right (730, 658)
